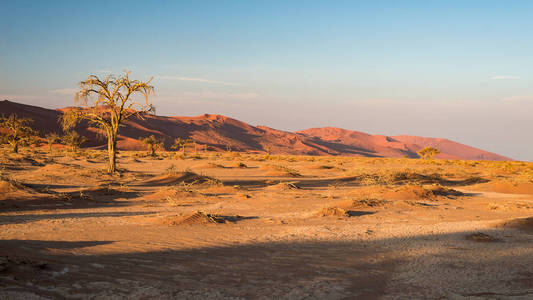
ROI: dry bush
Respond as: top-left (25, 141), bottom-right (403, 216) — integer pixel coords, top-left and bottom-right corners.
top-left (200, 184), bottom-right (240, 195)
top-left (172, 152), bottom-right (188, 160)
top-left (234, 162), bottom-right (248, 168)
top-left (0, 178), bottom-right (17, 194)
top-left (487, 203), bottom-right (504, 210)
top-left (382, 184), bottom-right (464, 201)
top-left (465, 232), bottom-right (500, 243)
top-left (261, 164), bottom-right (302, 177)
top-left (197, 162), bottom-right (227, 169)
top-left (162, 211), bottom-right (244, 225)
top-left (345, 168), bottom-right (450, 186)
top-left (58, 186), bottom-right (135, 203)
top-left (222, 152), bottom-right (241, 161)
top-left (346, 184), bottom-right (464, 205)
top-left (0, 175), bottom-right (46, 200)
top-left (317, 206), bottom-right (348, 217)
top-left (32, 163), bottom-right (108, 180)
top-left (185, 154), bottom-right (204, 160)
top-left (351, 197), bottom-right (390, 208)
top-left (265, 181), bottom-right (301, 191)
top-left (317, 165), bottom-right (335, 169)
top-left (148, 183), bottom-right (200, 206)
top-left (145, 169), bottom-right (222, 187)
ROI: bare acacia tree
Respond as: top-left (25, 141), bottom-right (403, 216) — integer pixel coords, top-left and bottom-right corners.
top-left (417, 146), bottom-right (441, 159)
top-left (0, 114), bottom-right (36, 153)
top-left (62, 72), bottom-right (155, 173)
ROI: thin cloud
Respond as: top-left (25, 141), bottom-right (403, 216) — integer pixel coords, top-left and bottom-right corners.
top-left (157, 76), bottom-right (241, 86)
top-left (490, 75), bottom-right (521, 80)
top-left (156, 91), bottom-right (258, 101)
top-left (48, 88), bottom-right (77, 95)
top-left (501, 95), bottom-right (533, 103)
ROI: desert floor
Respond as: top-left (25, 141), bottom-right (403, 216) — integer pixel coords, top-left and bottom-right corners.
top-left (0, 149), bottom-right (532, 299)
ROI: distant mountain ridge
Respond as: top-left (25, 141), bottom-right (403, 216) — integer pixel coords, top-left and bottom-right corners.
top-left (0, 100), bottom-right (512, 161)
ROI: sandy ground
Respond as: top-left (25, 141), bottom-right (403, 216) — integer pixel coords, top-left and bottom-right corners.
top-left (0, 150), bottom-right (532, 299)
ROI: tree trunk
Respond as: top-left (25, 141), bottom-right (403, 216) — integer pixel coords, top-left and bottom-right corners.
top-left (107, 134), bottom-right (117, 173)
top-left (12, 142), bottom-right (18, 153)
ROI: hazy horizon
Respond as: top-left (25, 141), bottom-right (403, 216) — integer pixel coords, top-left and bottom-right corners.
top-left (2, 1), bottom-right (532, 161)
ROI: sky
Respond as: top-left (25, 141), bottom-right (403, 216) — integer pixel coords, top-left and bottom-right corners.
top-left (1, 1), bottom-right (532, 161)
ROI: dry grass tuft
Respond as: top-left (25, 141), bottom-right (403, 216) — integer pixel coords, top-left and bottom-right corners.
top-left (261, 164), bottom-right (302, 177)
top-left (200, 162), bottom-right (228, 169)
top-left (162, 211), bottom-right (223, 225)
top-left (465, 232), bottom-right (500, 243)
top-left (234, 162), bottom-right (248, 168)
top-left (146, 184), bottom-right (199, 205)
top-left (265, 181), bottom-right (301, 191)
top-left (0, 179), bottom-right (16, 195)
top-left (317, 206), bottom-right (348, 217)
top-left (382, 184), bottom-right (464, 201)
top-left (0, 175), bottom-right (39, 199)
top-left (162, 211), bottom-right (245, 225)
top-left (351, 197), bottom-right (390, 208)
top-left (144, 170), bottom-right (221, 187)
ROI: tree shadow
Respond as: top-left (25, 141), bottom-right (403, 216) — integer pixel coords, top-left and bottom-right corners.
top-left (0, 226), bottom-right (531, 298)
top-left (0, 211), bottom-right (155, 225)
top-left (222, 175), bottom-right (491, 190)
top-left (0, 187), bottom-right (141, 212)
top-left (216, 215), bottom-right (259, 222)
top-left (346, 210), bottom-right (376, 217)
top-left (0, 239), bottom-right (113, 250)
top-left (0, 238), bottom-right (395, 299)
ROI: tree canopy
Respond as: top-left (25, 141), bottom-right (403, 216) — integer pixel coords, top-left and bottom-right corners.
top-left (62, 72), bottom-right (155, 172)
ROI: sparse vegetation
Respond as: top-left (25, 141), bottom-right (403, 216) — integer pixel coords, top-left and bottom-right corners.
top-left (171, 137), bottom-right (193, 154)
top-left (1, 147), bottom-right (532, 299)
top-left (62, 131), bottom-right (87, 152)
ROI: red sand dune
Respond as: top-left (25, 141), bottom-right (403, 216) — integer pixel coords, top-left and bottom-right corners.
top-left (391, 135), bottom-right (511, 161)
top-left (0, 100), bottom-right (512, 160)
top-left (298, 127), bottom-right (512, 161)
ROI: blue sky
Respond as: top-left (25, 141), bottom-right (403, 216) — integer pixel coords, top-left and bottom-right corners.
top-left (1, 1), bottom-right (532, 160)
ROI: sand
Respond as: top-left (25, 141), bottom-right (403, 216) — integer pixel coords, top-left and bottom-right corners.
top-left (0, 149), bottom-right (532, 299)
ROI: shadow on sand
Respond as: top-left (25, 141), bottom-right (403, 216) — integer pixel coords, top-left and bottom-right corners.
top-left (0, 225), bottom-right (531, 299)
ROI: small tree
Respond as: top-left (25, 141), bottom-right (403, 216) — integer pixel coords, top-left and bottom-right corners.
top-left (0, 114), bottom-right (36, 153)
top-left (417, 146), bottom-right (441, 159)
top-left (140, 135), bottom-right (164, 157)
top-left (265, 146), bottom-right (272, 155)
top-left (171, 137), bottom-right (183, 152)
top-left (62, 72), bottom-right (155, 173)
top-left (62, 131), bottom-right (87, 152)
top-left (45, 132), bottom-right (60, 153)
top-left (171, 137), bottom-right (192, 153)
